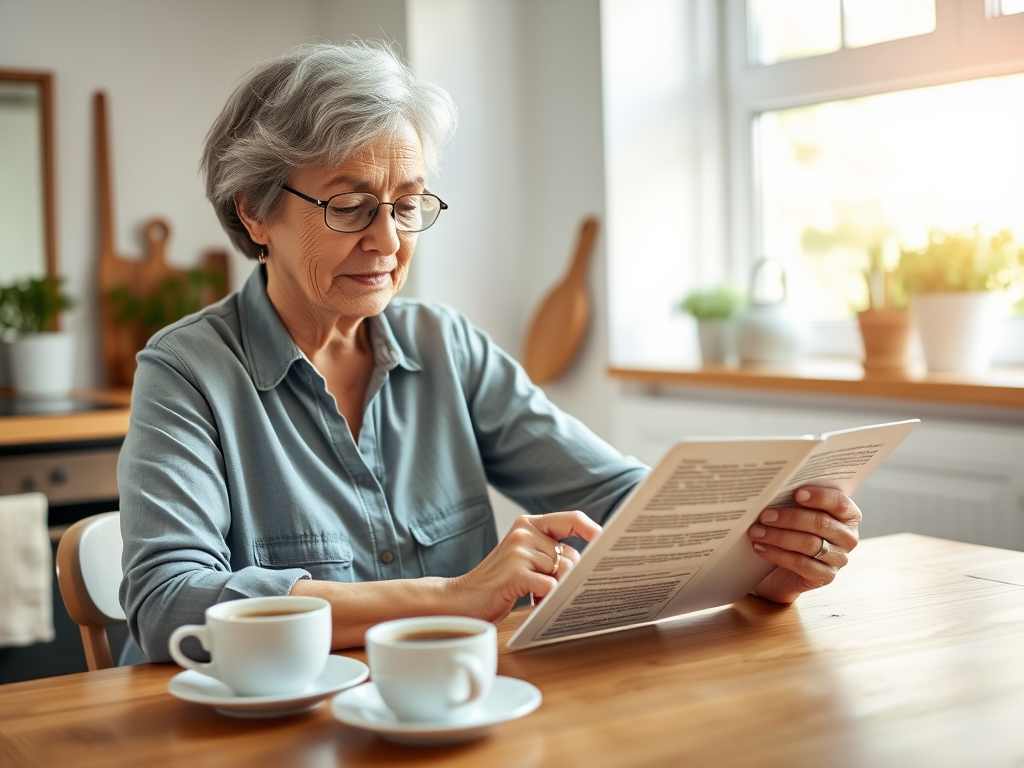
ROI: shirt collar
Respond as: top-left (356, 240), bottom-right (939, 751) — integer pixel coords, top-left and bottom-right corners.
top-left (239, 266), bottom-right (420, 391)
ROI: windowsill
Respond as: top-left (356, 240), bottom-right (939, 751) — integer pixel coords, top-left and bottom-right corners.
top-left (608, 360), bottom-right (1024, 409)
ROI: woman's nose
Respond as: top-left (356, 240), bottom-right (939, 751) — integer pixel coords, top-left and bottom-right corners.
top-left (362, 203), bottom-right (401, 253)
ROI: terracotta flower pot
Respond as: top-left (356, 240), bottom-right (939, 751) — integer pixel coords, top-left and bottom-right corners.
top-left (857, 308), bottom-right (913, 375)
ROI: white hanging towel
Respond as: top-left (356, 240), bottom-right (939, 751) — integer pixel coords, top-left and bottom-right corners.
top-left (0, 492), bottom-right (55, 647)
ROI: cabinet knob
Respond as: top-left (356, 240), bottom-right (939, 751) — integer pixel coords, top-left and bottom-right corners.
top-left (21, 475), bottom-right (38, 492)
top-left (51, 467), bottom-right (70, 485)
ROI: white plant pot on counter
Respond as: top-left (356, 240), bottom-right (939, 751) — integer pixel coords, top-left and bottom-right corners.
top-left (695, 319), bottom-right (732, 364)
top-left (910, 292), bottom-right (1002, 374)
top-left (9, 331), bottom-right (75, 398)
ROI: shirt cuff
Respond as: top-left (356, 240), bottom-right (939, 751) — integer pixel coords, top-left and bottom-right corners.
top-left (218, 566), bottom-right (312, 601)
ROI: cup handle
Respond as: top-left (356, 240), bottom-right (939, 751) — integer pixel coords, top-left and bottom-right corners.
top-left (451, 654), bottom-right (488, 706)
top-left (168, 624), bottom-right (214, 674)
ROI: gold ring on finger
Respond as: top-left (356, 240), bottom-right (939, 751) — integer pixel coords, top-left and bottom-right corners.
top-left (550, 544), bottom-right (564, 575)
top-left (813, 538), bottom-right (831, 560)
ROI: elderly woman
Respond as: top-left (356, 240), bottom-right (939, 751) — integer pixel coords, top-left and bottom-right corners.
top-left (118, 42), bottom-right (861, 663)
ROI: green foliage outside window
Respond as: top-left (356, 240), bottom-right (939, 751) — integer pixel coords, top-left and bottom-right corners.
top-left (897, 228), bottom-right (1022, 295)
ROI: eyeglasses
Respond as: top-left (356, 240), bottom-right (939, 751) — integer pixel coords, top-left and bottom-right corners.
top-left (280, 185), bottom-right (448, 234)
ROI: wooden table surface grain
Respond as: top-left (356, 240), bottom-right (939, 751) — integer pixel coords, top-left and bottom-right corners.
top-left (2, 533), bottom-right (1023, 767)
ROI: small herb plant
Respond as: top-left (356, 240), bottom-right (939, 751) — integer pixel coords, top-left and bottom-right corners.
top-left (678, 285), bottom-right (744, 321)
top-left (898, 228), bottom-right (1022, 294)
top-left (0, 276), bottom-right (74, 334)
top-left (107, 268), bottom-right (226, 334)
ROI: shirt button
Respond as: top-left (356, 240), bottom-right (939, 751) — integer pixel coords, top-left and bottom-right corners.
top-left (380, 551), bottom-right (394, 564)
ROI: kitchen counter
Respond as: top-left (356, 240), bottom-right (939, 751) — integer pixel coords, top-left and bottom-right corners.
top-left (0, 389), bottom-right (131, 446)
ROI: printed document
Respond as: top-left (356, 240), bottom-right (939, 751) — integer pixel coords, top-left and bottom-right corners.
top-left (507, 419), bottom-right (920, 650)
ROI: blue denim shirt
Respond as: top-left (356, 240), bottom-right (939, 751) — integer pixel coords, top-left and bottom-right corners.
top-left (118, 266), bottom-right (648, 662)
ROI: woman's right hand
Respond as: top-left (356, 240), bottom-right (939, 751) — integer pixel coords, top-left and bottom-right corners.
top-left (446, 511), bottom-right (602, 623)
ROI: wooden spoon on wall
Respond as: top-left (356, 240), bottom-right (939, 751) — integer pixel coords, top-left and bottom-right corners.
top-left (522, 217), bottom-right (600, 384)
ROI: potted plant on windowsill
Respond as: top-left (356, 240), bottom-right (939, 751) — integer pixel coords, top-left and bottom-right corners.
top-left (677, 284), bottom-right (744, 364)
top-left (857, 242), bottom-right (914, 376)
top-left (0, 276), bottom-right (76, 398)
top-left (898, 228), bottom-right (1021, 374)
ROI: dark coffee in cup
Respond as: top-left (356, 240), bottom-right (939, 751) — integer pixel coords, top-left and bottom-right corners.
top-left (392, 629), bottom-right (479, 642)
top-left (227, 606), bottom-right (316, 619)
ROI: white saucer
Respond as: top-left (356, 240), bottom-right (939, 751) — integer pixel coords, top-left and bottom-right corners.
top-left (168, 655), bottom-right (369, 718)
top-left (330, 676), bottom-right (542, 746)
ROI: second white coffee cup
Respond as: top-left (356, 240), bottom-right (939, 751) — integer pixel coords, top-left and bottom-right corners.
top-left (168, 595), bottom-right (332, 697)
top-left (366, 616), bottom-right (497, 723)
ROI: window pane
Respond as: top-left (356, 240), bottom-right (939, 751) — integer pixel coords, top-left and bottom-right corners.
top-left (1001, 0), bottom-right (1024, 15)
top-left (843, 0), bottom-right (936, 48)
top-left (756, 73), bottom-right (1024, 321)
top-left (749, 0), bottom-right (841, 66)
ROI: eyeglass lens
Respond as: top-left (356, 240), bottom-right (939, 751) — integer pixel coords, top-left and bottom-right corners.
top-left (324, 193), bottom-right (443, 233)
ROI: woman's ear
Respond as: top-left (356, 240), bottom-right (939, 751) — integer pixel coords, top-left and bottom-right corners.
top-left (235, 196), bottom-right (268, 246)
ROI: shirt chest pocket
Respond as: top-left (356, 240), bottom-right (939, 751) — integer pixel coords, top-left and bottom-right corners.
top-left (409, 498), bottom-right (498, 578)
top-left (253, 533), bottom-right (355, 583)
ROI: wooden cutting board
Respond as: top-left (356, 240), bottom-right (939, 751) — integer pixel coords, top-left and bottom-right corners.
top-left (522, 217), bottom-right (599, 384)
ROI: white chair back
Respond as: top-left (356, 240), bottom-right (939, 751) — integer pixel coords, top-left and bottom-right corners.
top-left (55, 511), bottom-right (126, 670)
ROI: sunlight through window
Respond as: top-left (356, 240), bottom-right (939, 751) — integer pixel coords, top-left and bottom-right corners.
top-left (843, 0), bottom-right (935, 48)
top-left (749, 0), bottom-right (936, 65)
top-left (757, 72), bottom-right (1024, 320)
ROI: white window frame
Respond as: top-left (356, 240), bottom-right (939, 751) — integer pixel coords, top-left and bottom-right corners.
top-left (725, 0), bottom-right (1024, 359)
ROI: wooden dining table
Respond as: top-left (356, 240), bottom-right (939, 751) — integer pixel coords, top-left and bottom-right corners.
top-left (2, 532), bottom-right (1023, 767)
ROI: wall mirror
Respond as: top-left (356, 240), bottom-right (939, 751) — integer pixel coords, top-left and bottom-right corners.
top-left (0, 69), bottom-right (56, 284)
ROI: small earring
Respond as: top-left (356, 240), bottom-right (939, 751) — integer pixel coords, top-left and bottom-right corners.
top-left (258, 247), bottom-right (267, 265)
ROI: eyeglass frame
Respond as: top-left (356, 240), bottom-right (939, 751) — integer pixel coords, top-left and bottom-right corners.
top-left (279, 184), bottom-right (448, 234)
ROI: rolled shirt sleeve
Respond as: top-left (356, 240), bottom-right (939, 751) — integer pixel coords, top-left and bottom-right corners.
top-left (119, 345), bottom-right (311, 662)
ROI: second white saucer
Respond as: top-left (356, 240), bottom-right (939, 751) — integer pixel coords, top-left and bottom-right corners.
top-left (168, 654), bottom-right (369, 718)
top-left (331, 676), bottom-right (542, 746)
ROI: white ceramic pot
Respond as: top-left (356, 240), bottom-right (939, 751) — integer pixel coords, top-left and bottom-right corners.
top-left (910, 292), bottom-right (1002, 374)
top-left (696, 319), bottom-right (731, 364)
top-left (9, 331), bottom-right (75, 398)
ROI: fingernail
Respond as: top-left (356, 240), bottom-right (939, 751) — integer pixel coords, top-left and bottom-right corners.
top-left (796, 489), bottom-right (811, 503)
top-left (750, 525), bottom-right (767, 538)
top-left (762, 509), bottom-right (779, 523)
top-left (753, 543), bottom-right (766, 553)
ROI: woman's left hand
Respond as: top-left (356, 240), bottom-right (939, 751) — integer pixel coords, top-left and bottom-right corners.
top-left (747, 486), bottom-right (862, 604)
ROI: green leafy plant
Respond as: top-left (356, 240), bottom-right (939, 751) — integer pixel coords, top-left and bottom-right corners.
top-left (0, 276), bottom-right (74, 334)
top-left (898, 228), bottom-right (1022, 294)
top-left (677, 285), bottom-right (744, 321)
top-left (106, 268), bottom-right (226, 334)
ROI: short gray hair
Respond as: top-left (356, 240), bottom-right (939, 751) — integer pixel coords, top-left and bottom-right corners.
top-left (201, 42), bottom-right (458, 259)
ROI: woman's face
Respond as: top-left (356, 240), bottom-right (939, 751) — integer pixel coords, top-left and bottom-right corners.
top-left (246, 120), bottom-right (426, 327)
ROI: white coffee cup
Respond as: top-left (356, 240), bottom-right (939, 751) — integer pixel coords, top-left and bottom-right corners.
top-left (366, 616), bottom-right (497, 723)
top-left (168, 595), bottom-right (332, 697)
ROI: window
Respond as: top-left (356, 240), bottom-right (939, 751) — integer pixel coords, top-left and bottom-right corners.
top-left (758, 72), bottom-right (1024, 321)
top-left (728, 0), bottom-right (1024, 355)
top-left (749, 0), bottom-right (937, 65)
top-left (992, 0), bottom-right (1024, 16)
top-left (601, 0), bottom-right (1024, 368)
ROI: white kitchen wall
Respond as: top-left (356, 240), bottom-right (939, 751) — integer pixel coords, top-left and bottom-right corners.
top-left (407, 0), bottom-right (616, 441)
